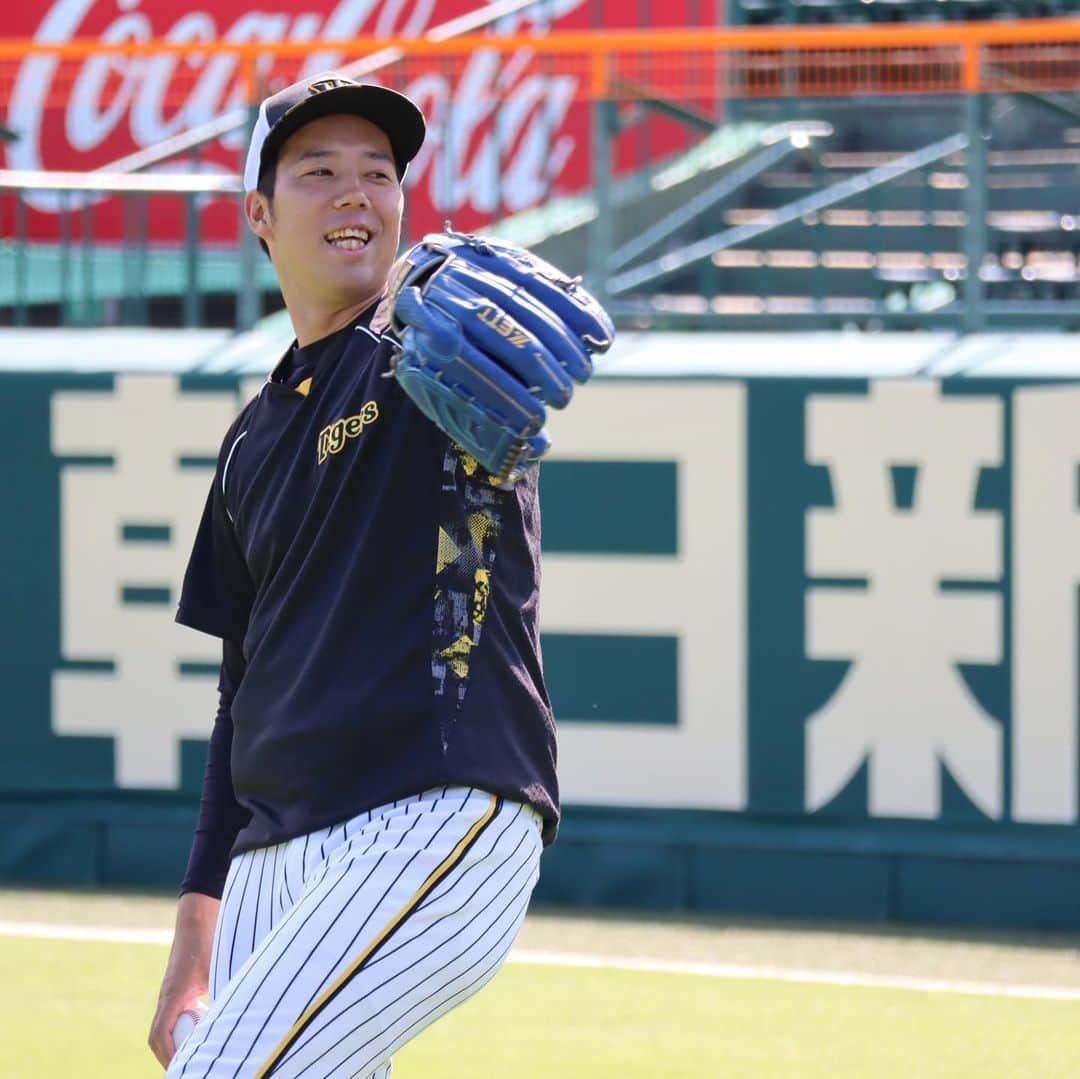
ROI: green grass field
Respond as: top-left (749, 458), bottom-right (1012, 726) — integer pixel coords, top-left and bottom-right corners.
top-left (2, 889), bottom-right (1079, 1078)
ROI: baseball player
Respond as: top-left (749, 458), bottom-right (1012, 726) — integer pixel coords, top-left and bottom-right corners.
top-left (147, 72), bottom-right (611, 1077)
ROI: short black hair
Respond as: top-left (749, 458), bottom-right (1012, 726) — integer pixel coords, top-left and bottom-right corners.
top-left (255, 160), bottom-right (276, 258)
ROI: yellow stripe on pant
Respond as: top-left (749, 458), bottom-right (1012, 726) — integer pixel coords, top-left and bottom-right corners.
top-left (254, 793), bottom-right (502, 1078)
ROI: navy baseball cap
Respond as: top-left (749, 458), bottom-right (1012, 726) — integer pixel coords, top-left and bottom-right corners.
top-left (242, 71), bottom-right (426, 192)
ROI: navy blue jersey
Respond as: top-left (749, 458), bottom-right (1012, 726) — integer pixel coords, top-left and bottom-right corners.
top-left (177, 305), bottom-right (558, 857)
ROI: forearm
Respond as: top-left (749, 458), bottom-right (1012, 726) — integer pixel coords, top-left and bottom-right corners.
top-left (170, 890), bottom-right (220, 978)
top-left (149, 890), bottom-right (220, 1066)
top-left (180, 641), bottom-right (251, 899)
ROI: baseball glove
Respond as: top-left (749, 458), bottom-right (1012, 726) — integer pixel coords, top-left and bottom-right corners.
top-left (384, 230), bottom-right (614, 486)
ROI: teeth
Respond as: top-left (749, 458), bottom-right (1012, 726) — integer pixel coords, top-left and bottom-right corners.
top-left (326, 227), bottom-right (370, 244)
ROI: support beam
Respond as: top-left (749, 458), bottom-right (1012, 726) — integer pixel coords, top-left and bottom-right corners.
top-left (607, 133), bottom-right (970, 297)
top-left (608, 77), bottom-right (718, 133)
top-left (987, 69), bottom-right (1080, 126)
top-left (235, 101), bottom-right (261, 332)
top-left (588, 98), bottom-right (618, 310)
top-left (963, 93), bottom-right (990, 334)
top-left (609, 137), bottom-right (795, 272)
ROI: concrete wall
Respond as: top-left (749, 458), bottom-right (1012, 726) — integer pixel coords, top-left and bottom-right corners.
top-left (3, 336), bottom-right (1080, 928)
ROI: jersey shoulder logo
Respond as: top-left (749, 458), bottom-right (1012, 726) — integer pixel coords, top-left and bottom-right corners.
top-left (317, 401), bottom-right (379, 464)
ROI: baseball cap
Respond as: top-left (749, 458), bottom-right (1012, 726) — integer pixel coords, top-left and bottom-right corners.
top-left (242, 72), bottom-right (426, 193)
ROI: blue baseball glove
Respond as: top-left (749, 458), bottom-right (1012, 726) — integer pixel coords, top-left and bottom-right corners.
top-left (385, 230), bottom-right (614, 486)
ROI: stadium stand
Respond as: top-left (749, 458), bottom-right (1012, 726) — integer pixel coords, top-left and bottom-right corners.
top-left (2, 13), bottom-right (1079, 331)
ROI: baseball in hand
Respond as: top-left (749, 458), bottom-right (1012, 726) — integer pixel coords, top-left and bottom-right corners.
top-left (172, 1000), bottom-right (208, 1048)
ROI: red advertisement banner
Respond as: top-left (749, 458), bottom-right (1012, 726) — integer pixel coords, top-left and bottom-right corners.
top-left (2, 1), bottom-right (717, 242)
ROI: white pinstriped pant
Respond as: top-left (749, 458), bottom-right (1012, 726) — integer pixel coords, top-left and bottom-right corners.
top-left (166, 787), bottom-right (543, 1078)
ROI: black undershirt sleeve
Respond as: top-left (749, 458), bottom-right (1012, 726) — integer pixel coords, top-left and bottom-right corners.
top-left (179, 640), bottom-right (251, 899)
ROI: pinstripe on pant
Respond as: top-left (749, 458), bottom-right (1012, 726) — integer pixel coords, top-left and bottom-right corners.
top-left (166, 787), bottom-right (543, 1078)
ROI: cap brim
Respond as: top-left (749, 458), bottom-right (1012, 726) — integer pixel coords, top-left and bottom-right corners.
top-left (259, 84), bottom-right (425, 185)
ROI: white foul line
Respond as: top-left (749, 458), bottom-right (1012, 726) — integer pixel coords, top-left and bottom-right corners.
top-left (0, 920), bottom-right (173, 945)
top-left (2, 921), bottom-right (1079, 1002)
top-left (508, 950), bottom-right (1080, 1002)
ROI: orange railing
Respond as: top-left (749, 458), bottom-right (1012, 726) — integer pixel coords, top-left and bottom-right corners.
top-left (0, 21), bottom-right (1079, 108)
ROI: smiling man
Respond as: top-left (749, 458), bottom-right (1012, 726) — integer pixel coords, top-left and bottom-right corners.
top-left (145, 73), bottom-right (580, 1078)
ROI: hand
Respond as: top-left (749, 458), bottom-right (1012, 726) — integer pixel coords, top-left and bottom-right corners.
top-left (148, 892), bottom-right (219, 1069)
top-left (386, 230), bottom-right (614, 485)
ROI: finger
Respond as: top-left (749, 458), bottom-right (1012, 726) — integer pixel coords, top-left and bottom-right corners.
top-left (148, 1003), bottom-right (182, 1068)
top-left (425, 272), bottom-right (576, 406)
top-left (393, 285), bottom-right (462, 360)
top-left (149, 1028), bottom-right (176, 1069)
top-left (442, 260), bottom-right (593, 388)
top-left (399, 329), bottom-right (548, 436)
top-left (424, 232), bottom-right (615, 359)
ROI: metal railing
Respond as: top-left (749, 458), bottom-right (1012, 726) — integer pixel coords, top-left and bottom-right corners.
top-left (3, 21), bottom-right (1079, 104)
top-left (0, 171), bottom-right (268, 328)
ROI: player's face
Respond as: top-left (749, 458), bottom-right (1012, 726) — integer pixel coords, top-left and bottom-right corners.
top-left (261, 113), bottom-right (404, 311)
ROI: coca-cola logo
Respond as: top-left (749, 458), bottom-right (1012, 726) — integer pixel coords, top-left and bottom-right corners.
top-left (4, 0), bottom-right (587, 222)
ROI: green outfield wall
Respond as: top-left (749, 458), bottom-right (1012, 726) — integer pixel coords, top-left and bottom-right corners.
top-left (3, 336), bottom-right (1080, 929)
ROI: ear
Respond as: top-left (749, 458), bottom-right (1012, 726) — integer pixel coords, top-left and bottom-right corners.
top-left (245, 190), bottom-right (273, 245)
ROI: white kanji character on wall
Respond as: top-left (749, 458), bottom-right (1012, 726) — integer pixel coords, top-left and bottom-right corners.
top-left (1012, 384), bottom-right (1080, 824)
top-left (51, 375), bottom-right (238, 788)
top-left (805, 381), bottom-right (1003, 819)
